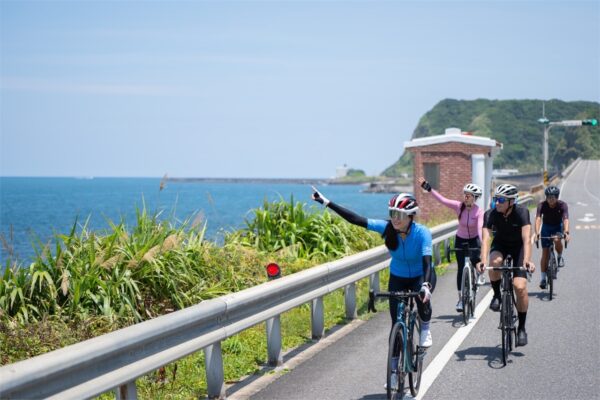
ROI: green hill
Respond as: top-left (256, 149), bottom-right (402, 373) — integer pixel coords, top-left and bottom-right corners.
top-left (382, 99), bottom-right (599, 177)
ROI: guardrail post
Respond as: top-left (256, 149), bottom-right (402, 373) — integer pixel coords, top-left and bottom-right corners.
top-left (345, 283), bottom-right (357, 320)
top-left (204, 342), bottom-right (226, 399)
top-left (433, 243), bottom-right (441, 266)
top-left (311, 297), bottom-right (324, 340)
top-left (114, 381), bottom-right (137, 400)
top-left (369, 271), bottom-right (380, 294)
top-left (266, 316), bottom-right (283, 366)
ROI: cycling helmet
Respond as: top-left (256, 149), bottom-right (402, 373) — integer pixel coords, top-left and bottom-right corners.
top-left (544, 186), bottom-right (560, 197)
top-left (494, 184), bottom-right (519, 199)
top-left (463, 183), bottom-right (483, 198)
top-left (389, 193), bottom-right (419, 215)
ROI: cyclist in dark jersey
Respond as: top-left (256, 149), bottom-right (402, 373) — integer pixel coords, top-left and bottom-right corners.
top-left (311, 187), bottom-right (437, 348)
top-left (476, 184), bottom-right (535, 346)
top-left (535, 185), bottom-right (570, 289)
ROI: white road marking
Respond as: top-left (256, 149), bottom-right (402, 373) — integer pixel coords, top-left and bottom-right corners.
top-left (583, 161), bottom-right (600, 205)
top-left (411, 289), bottom-right (495, 400)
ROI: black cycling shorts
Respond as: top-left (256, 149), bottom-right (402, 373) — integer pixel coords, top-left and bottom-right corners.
top-left (490, 241), bottom-right (527, 279)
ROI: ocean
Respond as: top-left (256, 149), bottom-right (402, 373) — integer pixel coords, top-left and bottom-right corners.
top-left (0, 177), bottom-right (393, 265)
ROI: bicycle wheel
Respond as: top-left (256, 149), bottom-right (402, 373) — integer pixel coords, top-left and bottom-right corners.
top-left (387, 322), bottom-right (404, 400)
top-left (501, 292), bottom-right (511, 366)
top-left (409, 317), bottom-right (422, 397)
top-left (461, 266), bottom-right (471, 325)
top-left (548, 254), bottom-right (556, 301)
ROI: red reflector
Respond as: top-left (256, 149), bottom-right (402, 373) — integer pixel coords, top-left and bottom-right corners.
top-left (266, 263), bottom-right (281, 279)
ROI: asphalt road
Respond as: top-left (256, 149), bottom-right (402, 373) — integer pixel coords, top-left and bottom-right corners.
top-left (248, 160), bottom-right (600, 400)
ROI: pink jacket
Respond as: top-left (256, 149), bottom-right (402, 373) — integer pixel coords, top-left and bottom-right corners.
top-left (431, 189), bottom-right (483, 240)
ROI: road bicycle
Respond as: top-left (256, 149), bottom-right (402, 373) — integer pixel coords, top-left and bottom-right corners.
top-left (536, 232), bottom-right (567, 301)
top-left (368, 290), bottom-right (425, 400)
top-left (485, 255), bottom-right (529, 366)
top-left (452, 244), bottom-right (480, 325)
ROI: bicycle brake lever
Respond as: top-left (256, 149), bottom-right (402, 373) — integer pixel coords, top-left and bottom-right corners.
top-left (368, 290), bottom-right (377, 313)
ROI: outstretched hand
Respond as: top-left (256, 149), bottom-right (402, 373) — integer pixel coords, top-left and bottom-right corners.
top-left (311, 186), bottom-right (330, 207)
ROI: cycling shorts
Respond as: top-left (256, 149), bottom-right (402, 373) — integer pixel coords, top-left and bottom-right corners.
top-left (490, 242), bottom-right (527, 279)
top-left (541, 224), bottom-right (563, 248)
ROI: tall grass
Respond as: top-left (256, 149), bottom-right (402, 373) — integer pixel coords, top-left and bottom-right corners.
top-left (228, 196), bottom-right (381, 261)
top-left (1, 198), bottom-right (381, 337)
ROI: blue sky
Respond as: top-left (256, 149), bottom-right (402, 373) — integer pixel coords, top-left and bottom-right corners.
top-left (1, 1), bottom-right (598, 178)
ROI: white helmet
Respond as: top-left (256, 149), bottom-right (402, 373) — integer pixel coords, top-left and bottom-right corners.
top-left (463, 183), bottom-right (482, 198)
top-left (388, 193), bottom-right (419, 215)
top-left (494, 184), bottom-right (518, 199)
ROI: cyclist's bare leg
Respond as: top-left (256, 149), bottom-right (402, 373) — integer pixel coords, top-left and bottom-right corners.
top-left (540, 248), bottom-right (550, 273)
top-left (554, 237), bottom-right (564, 254)
top-left (488, 251), bottom-right (504, 281)
top-left (513, 277), bottom-right (528, 312)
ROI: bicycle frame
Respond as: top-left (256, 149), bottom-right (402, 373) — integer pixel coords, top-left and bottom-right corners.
top-left (396, 299), bottom-right (419, 373)
top-left (486, 255), bottom-right (528, 366)
top-left (368, 290), bottom-right (424, 399)
top-left (536, 233), bottom-right (566, 300)
top-left (453, 245), bottom-right (480, 324)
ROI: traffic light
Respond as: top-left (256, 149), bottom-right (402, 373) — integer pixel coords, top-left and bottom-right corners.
top-left (582, 119), bottom-right (598, 126)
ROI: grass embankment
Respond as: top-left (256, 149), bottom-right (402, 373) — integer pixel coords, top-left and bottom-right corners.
top-left (0, 199), bottom-right (452, 399)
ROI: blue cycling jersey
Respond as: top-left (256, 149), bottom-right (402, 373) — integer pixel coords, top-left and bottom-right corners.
top-left (367, 219), bottom-right (432, 278)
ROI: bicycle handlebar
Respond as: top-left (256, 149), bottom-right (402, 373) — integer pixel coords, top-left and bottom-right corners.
top-left (485, 265), bottom-right (532, 282)
top-left (368, 290), bottom-right (421, 313)
top-left (535, 232), bottom-right (568, 249)
top-left (484, 266), bottom-right (529, 271)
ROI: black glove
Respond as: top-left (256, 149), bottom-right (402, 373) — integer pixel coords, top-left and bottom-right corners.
top-left (421, 180), bottom-right (432, 192)
top-left (311, 186), bottom-right (330, 206)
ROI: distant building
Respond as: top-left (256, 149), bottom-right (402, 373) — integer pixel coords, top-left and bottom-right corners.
top-left (404, 127), bottom-right (503, 219)
top-left (336, 164), bottom-right (349, 178)
top-left (492, 169), bottom-right (519, 177)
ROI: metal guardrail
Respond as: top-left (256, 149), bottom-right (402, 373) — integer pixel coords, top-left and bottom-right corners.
top-left (0, 213), bottom-right (522, 400)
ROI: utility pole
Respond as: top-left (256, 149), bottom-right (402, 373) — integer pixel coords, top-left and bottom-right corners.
top-left (537, 117), bottom-right (598, 185)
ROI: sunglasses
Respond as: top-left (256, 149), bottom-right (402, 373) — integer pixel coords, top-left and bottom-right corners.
top-left (493, 197), bottom-right (510, 204)
top-left (546, 195), bottom-right (557, 200)
top-left (389, 210), bottom-right (409, 219)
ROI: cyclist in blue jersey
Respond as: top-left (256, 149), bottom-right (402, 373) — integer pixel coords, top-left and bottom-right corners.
top-left (311, 187), bottom-right (437, 347)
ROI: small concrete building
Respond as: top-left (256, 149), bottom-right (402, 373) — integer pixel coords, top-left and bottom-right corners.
top-left (335, 164), bottom-right (349, 178)
top-left (404, 128), bottom-right (502, 220)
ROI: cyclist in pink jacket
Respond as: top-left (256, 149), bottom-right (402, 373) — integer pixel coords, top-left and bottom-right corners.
top-left (418, 177), bottom-right (485, 313)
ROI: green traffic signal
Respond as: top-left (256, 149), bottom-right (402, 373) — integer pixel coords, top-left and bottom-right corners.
top-left (582, 119), bottom-right (598, 126)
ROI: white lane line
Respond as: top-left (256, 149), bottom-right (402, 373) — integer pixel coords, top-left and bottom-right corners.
top-left (412, 288), bottom-right (495, 400)
top-left (559, 159), bottom-right (582, 194)
top-left (583, 161), bottom-right (600, 205)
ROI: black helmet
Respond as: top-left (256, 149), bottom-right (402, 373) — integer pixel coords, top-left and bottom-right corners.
top-left (545, 186), bottom-right (560, 197)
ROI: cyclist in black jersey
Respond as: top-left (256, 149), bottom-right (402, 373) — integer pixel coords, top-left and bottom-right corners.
top-left (535, 186), bottom-right (570, 289)
top-left (476, 184), bottom-right (535, 346)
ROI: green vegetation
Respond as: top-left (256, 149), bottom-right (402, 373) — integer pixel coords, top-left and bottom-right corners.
top-left (382, 99), bottom-right (599, 176)
top-left (347, 168), bottom-right (366, 177)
